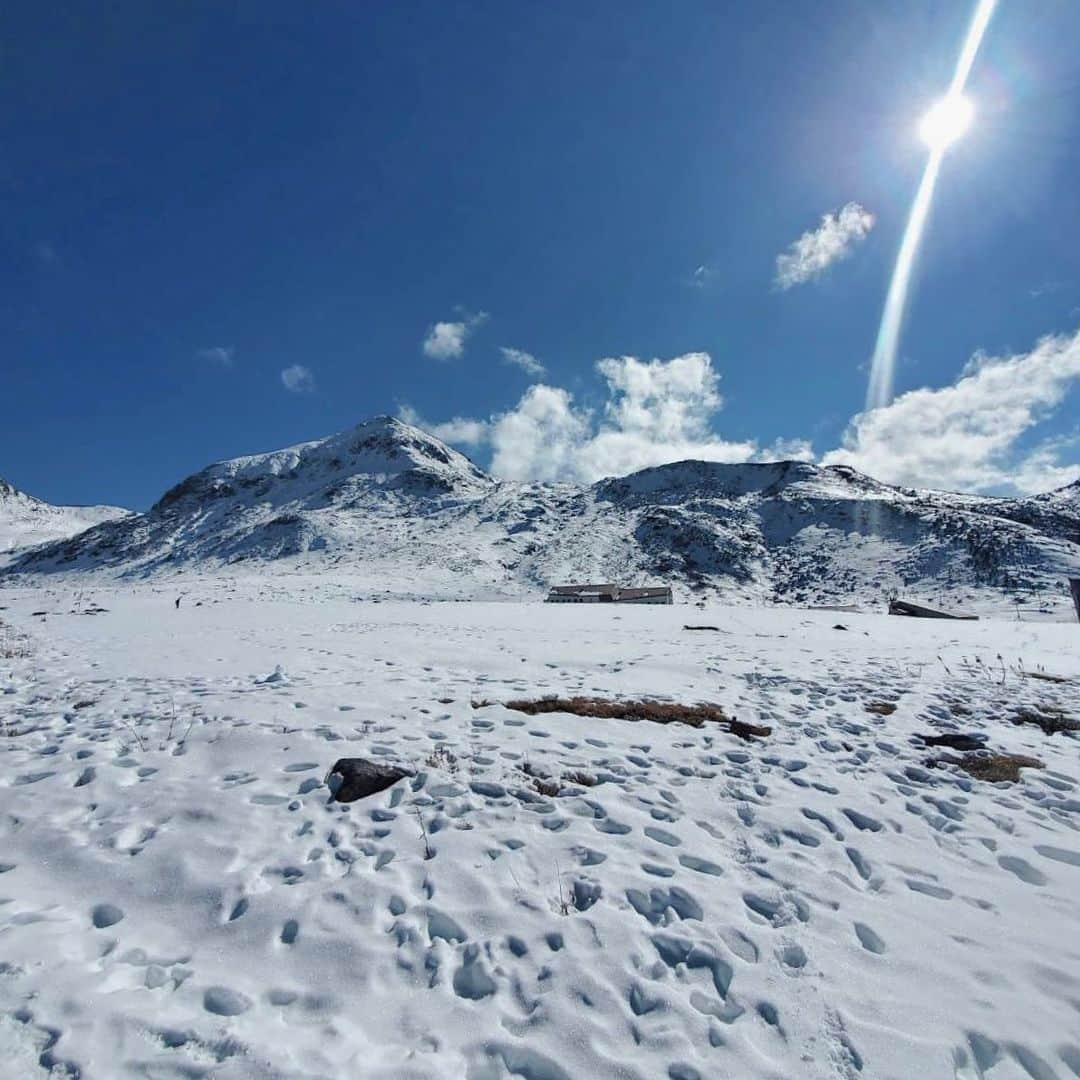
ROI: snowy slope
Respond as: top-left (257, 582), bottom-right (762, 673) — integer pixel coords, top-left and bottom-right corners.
top-left (5, 417), bottom-right (1079, 613)
top-left (0, 477), bottom-right (131, 564)
top-left (1, 582), bottom-right (1078, 1078)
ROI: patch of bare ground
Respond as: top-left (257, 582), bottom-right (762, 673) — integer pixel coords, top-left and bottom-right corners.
top-left (959, 753), bottom-right (1045, 782)
top-left (520, 762), bottom-right (561, 798)
top-left (865, 701), bottom-right (897, 716)
top-left (424, 746), bottom-right (458, 772)
top-left (479, 696), bottom-right (770, 741)
top-left (562, 770), bottom-right (598, 788)
top-left (1021, 670), bottom-right (1071, 684)
top-left (1012, 708), bottom-right (1079, 737)
top-left (929, 752), bottom-right (1045, 783)
top-left (517, 761), bottom-right (600, 797)
top-left (0, 618), bottom-right (31, 659)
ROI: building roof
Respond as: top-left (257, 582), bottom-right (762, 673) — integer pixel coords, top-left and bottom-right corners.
top-left (546, 583), bottom-right (670, 597)
top-left (548, 584), bottom-right (618, 595)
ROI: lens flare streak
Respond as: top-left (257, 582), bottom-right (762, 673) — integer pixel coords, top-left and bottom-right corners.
top-left (865, 0), bottom-right (997, 410)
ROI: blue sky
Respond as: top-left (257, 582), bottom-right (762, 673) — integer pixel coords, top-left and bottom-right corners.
top-left (3, 1), bottom-right (1080, 509)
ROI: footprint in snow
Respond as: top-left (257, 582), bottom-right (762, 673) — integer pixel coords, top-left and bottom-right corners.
top-left (678, 854), bottom-right (723, 876)
top-left (204, 986), bottom-right (252, 1016)
top-left (842, 808), bottom-right (883, 832)
top-left (853, 922), bottom-right (886, 954)
top-left (1034, 845), bottom-right (1080, 867)
top-left (643, 826), bottom-right (681, 847)
top-left (778, 942), bottom-right (808, 970)
top-left (92, 903), bottom-right (124, 929)
top-left (997, 856), bottom-right (1047, 886)
top-left (905, 879), bottom-right (953, 900)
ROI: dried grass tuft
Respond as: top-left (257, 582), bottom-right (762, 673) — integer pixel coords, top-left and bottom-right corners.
top-left (484, 696), bottom-right (770, 741)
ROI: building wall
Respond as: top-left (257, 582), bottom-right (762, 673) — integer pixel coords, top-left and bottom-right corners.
top-left (546, 590), bottom-right (671, 604)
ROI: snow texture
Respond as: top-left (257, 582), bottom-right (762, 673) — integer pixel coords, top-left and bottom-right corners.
top-left (1, 580), bottom-right (1079, 1078)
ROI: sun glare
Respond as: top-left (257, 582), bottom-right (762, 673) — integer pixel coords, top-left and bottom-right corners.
top-left (865, 0), bottom-right (996, 413)
top-left (919, 95), bottom-right (975, 151)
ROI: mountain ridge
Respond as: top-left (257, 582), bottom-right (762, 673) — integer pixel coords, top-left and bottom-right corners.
top-left (0, 476), bottom-right (132, 562)
top-left (4, 416), bottom-right (1079, 611)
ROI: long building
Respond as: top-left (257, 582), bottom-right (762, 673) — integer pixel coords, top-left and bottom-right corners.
top-left (545, 584), bottom-right (673, 605)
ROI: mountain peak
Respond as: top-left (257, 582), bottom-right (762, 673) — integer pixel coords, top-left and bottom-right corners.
top-left (0, 477), bottom-right (32, 503)
top-left (594, 457), bottom-right (888, 505)
top-left (151, 414), bottom-right (490, 515)
top-left (324, 415), bottom-right (486, 480)
top-left (1, 479), bottom-right (131, 560)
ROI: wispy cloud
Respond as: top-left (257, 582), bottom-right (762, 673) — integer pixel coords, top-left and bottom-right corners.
top-left (823, 329), bottom-right (1080, 493)
top-left (397, 404), bottom-right (488, 446)
top-left (499, 347), bottom-right (546, 377)
top-left (197, 346), bottom-right (235, 368)
top-left (775, 202), bottom-right (875, 290)
top-left (281, 364), bottom-right (315, 393)
top-left (687, 264), bottom-right (712, 289)
top-left (1029, 280), bottom-right (1069, 299)
top-left (422, 311), bottom-right (488, 360)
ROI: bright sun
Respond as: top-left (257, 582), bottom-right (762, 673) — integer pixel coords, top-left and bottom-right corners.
top-left (919, 94), bottom-right (974, 151)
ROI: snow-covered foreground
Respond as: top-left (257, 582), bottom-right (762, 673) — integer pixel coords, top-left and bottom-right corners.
top-left (1, 581), bottom-right (1078, 1079)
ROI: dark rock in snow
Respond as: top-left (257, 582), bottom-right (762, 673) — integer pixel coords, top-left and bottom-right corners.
top-left (917, 732), bottom-right (988, 753)
top-left (327, 757), bottom-right (410, 802)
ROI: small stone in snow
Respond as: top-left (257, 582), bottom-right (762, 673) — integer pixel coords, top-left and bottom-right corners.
top-left (327, 758), bottom-right (410, 802)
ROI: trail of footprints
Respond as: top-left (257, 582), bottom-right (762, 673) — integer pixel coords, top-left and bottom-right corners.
top-left (3, 638), bottom-right (1079, 1078)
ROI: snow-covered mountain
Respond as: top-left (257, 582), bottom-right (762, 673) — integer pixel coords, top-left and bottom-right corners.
top-left (5, 416), bottom-right (1079, 610)
top-left (0, 477), bottom-right (131, 564)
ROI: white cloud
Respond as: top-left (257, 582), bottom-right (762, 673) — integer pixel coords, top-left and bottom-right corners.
top-left (766, 437), bottom-right (816, 463)
top-left (411, 352), bottom-right (796, 484)
top-left (197, 346), bottom-right (235, 368)
top-left (573, 353), bottom-right (757, 481)
top-left (402, 329), bottom-right (1080, 494)
top-left (823, 330), bottom-right (1080, 493)
top-left (281, 364), bottom-right (315, 393)
top-left (499, 346), bottom-right (546, 377)
top-left (397, 404), bottom-right (489, 446)
top-left (422, 311), bottom-right (488, 360)
top-left (489, 385), bottom-right (592, 482)
top-left (775, 202), bottom-right (875, 290)
top-left (1010, 437), bottom-right (1080, 494)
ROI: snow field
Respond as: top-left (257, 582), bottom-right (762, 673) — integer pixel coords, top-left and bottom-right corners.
top-left (1, 583), bottom-right (1079, 1078)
